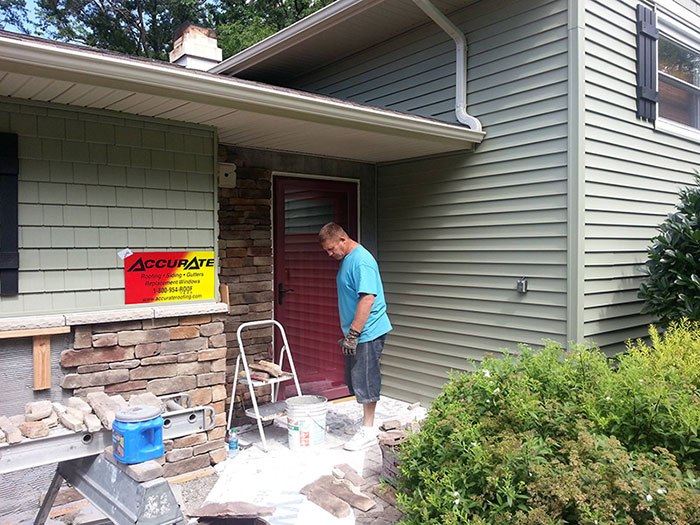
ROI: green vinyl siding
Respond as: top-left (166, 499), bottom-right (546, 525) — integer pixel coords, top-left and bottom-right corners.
top-left (0, 97), bottom-right (216, 317)
top-left (290, 0), bottom-right (570, 405)
top-left (292, 0), bottom-right (568, 125)
top-left (583, 0), bottom-right (700, 351)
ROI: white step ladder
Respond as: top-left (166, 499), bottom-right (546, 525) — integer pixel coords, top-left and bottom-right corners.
top-left (226, 320), bottom-right (302, 452)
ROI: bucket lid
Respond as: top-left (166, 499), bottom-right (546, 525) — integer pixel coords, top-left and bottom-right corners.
top-left (285, 394), bottom-right (327, 408)
top-left (115, 405), bottom-right (162, 422)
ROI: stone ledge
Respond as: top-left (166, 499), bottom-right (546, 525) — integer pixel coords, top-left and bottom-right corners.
top-left (0, 303), bottom-right (230, 332)
top-left (0, 315), bottom-right (66, 332)
top-left (153, 303), bottom-right (230, 319)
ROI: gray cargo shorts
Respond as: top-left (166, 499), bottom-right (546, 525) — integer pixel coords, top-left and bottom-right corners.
top-left (345, 334), bottom-right (386, 403)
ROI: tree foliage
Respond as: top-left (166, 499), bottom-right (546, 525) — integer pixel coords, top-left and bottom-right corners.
top-left (9, 0), bottom-right (335, 60)
top-left (215, 0), bottom-right (335, 56)
top-left (0, 0), bottom-right (28, 32)
top-left (34, 0), bottom-right (215, 60)
top-left (638, 172), bottom-right (700, 325)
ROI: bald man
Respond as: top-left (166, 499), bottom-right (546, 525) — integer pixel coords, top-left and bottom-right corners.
top-left (319, 222), bottom-right (392, 451)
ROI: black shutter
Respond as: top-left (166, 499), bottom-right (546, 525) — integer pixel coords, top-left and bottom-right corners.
top-left (636, 4), bottom-right (659, 121)
top-left (0, 132), bottom-right (19, 295)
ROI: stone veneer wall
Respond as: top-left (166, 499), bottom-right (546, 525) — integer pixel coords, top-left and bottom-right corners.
top-left (217, 153), bottom-right (274, 420)
top-left (59, 314), bottom-right (228, 476)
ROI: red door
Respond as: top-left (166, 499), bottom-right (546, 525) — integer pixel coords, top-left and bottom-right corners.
top-left (273, 176), bottom-right (358, 400)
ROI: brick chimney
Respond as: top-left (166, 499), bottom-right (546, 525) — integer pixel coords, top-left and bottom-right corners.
top-left (169, 23), bottom-right (223, 71)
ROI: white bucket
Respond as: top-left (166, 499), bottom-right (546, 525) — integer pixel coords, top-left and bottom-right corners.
top-left (285, 395), bottom-right (327, 451)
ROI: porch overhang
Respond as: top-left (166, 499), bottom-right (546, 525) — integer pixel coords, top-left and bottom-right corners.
top-left (0, 31), bottom-right (484, 163)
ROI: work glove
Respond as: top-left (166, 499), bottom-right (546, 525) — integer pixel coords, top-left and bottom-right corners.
top-left (338, 328), bottom-right (361, 356)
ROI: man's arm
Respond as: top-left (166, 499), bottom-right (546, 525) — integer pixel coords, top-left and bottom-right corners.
top-left (339, 293), bottom-right (375, 356)
top-left (351, 293), bottom-right (375, 334)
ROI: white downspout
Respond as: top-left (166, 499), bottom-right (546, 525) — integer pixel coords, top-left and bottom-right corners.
top-left (412, 0), bottom-right (482, 132)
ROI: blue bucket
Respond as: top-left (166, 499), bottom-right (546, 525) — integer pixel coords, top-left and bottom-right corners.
top-left (112, 405), bottom-right (164, 464)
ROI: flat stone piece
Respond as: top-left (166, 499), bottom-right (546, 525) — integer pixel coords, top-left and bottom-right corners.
top-left (109, 359), bottom-right (140, 369)
top-left (61, 346), bottom-right (136, 367)
top-left (66, 406), bottom-right (86, 422)
top-left (162, 453), bottom-right (209, 478)
top-left (61, 369), bottom-right (130, 389)
top-left (58, 410), bottom-right (86, 432)
top-left (25, 400), bottom-right (53, 421)
top-left (111, 395), bottom-right (128, 409)
top-left (0, 416), bottom-right (22, 444)
top-left (67, 397), bottom-right (92, 414)
top-left (86, 392), bottom-right (122, 430)
top-left (0, 429), bottom-right (5, 443)
top-left (118, 328), bottom-right (171, 347)
top-left (208, 447), bottom-right (227, 464)
top-left (128, 392), bottom-right (163, 409)
top-left (199, 322), bottom-right (224, 337)
top-left (301, 486), bottom-right (351, 519)
top-left (0, 315), bottom-right (65, 331)
top-left (148, 375), bottom-right (196, 396)
top-left (102, 450), bottom-right (164, 482)
top-left (84, 413), bottom-right (102, 432)
top-left (334, 463), bottom-right (367, 487)
top-left (41, 410), bottom-right (59, 428)
top-left (9, 414), bottom-right (25, 426)
top-left (190, 501), bottom-right (276, 519)
top-left (130, 363), bottom-right (177, 380)
top-left (18, 420), bottom-right (49, 438)
top-left (381, 419), bottom-right (401, 431)
top-left (303, 475), bottom-right (375, 511)
top-left (166, 448), bottom-right (193, 462)
top-left (92, 333), bottom-right (118, 347)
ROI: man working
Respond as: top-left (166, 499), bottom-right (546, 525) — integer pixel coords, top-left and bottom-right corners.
top-left (319, 222), bottom-right (392, 451)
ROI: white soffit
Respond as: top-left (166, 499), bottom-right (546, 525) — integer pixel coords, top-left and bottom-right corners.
top-left (211, 0), bottom-right (477, 84)
top-left (0, 31), bottom-right (483, 163)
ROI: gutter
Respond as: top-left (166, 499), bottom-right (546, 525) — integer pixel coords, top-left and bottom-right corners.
top-left (412, 0), bottom-right (483, 132)
top-left (0, 32), bottom-right (485, 145)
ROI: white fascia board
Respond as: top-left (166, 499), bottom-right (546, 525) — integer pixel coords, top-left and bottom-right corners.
top-left (0, 34), bottom-right (484, 145)
top-left (209, 0), bottom-right (382, 75)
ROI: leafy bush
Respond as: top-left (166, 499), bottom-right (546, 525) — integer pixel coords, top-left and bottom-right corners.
top-left (638, 173), bottom-right (700, 324)
top-left (396, 323), bottom-right (700, 524)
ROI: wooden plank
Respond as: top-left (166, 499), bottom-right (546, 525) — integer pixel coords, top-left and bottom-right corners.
top-left (33, 334), bottom-right (51, 391)
top-left (0, 326), bottom-right (71, 340)
top-left (219, 284), bottom-right (229, 307)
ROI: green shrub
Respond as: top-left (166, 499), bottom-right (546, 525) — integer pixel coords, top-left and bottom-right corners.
top-left (396, 326), bottom-right (700, 524)
top-left (638, 173), bottom-right (700, 325)
top-left (590, 319), bottom-right (700, 466)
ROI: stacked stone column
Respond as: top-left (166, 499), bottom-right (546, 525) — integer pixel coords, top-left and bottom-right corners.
top-left (217, 161), bottom-right (275, 422)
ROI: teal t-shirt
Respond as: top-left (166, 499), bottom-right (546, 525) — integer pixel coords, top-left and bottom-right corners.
top-left (336, 245), bottom-right (392, 343)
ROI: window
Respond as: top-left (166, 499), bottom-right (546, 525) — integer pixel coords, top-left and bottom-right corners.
top-left (658, 27), bottom-right (700, 135)
top-left (636, 3), bottom-right (700, 141)
top-left (0, 132), bottom-right (19, 295)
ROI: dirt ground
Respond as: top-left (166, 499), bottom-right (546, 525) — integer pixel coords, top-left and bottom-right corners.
top-left (173, 469), bottom-right (221, 517)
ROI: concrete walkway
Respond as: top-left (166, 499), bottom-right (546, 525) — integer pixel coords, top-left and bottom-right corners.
top-left (207, 395), bottom-right (426, 525)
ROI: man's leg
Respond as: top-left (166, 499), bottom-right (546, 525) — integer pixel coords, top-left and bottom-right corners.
top-left (344, 335), bottom-right (385, 451)
top-left (363, 401), bottom-right (377, 427)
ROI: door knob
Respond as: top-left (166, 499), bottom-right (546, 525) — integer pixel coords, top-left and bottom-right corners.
top-left (278, 283), bottom-right (295, 304)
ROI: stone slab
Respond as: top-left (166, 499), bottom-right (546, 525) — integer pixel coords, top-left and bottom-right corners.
top-left (102, 449), bottom-right (164, 482)
top-left (0, 416), bottom-right (22, 443)
top-left (25, 400), bottom-right (53, 421)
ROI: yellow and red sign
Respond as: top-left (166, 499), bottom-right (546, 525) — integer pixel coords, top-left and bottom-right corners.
top-left (124, 251), bottom-right (215, 304)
